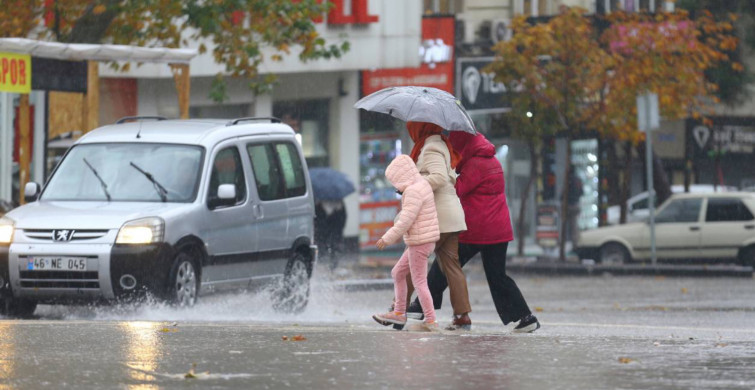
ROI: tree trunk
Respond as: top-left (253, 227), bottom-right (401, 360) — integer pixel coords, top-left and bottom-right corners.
top-left (517, 143), bottom-right (538, 256)
top-left (65, 1), bottom-right (121, 43)
top-left (558, 137), bottom-right (572, 262)
top-left (619, 141), bottom-right (633, 224)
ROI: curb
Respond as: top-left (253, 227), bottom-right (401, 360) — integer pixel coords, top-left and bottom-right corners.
top-left (505, 263), bottom-right (754, 277)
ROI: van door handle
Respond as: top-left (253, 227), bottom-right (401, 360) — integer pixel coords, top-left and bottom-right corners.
top-left (253, 204), bottom-right (263, 219)
top-left (689, 226), bottom-right (700, 231)
top-left (745, 225), bottom-right (755, 230)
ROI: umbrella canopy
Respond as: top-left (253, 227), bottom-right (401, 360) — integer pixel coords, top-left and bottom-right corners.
top-left (354, 86), bottom-right (477, 134)
top-left (308, 167), bottom-right (356, 201)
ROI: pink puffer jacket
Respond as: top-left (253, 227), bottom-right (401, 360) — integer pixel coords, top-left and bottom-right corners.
top-left (381, 155), bottom-right (440, 246)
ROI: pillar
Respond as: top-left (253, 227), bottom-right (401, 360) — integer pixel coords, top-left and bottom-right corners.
top-left (18, 94), bottom-right (30, 205)
top-left (170, 64), bottom-right (191, 119)
top-left (82, 61), bottom-right (99, 132)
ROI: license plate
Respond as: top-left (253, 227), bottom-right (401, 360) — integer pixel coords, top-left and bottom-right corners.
top-left (26, 257), bottom-right (88, 271)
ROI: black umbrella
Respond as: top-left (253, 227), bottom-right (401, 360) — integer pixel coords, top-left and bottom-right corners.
top-left (309, 167), bottom-right (355, 201)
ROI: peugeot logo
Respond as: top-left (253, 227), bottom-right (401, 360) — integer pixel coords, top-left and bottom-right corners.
top-left (52, 229), bottom-right (75, 242)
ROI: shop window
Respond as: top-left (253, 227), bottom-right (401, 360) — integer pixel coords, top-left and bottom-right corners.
top-left (423, 0), bottom-right (457, 14)
top-left (273, 99), bottom-right (329, 168)
top-left (190, 104), bottom-right (250, 119)
top-left (705, 198), bottom-right (754, 222)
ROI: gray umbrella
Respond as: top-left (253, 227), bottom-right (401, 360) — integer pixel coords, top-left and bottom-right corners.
top-left (354, 86), bottom-right (477, 134)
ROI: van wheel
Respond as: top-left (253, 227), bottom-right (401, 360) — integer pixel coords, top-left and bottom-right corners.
top-left (599, 243), bottom-right (630, 265)
top-left (0, 298), bottom-right (37, 318)
top-left (167, 251), bottom-right (199, 307)
top-left (273, 252), bottom-right (311, 314)
top-left (738, 246), bottom-right (755, 268)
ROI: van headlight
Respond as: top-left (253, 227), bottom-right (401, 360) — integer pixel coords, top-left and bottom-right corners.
top-left (116, 217), bottom-right (164, 245)
top-left (0, 217), bottom-right (14, 245)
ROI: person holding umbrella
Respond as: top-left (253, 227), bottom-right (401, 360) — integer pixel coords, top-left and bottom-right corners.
top-left (355, 86), bottom-right (478, 330)
top-left (402, 121), bottom-right (472, 330)
top-left (407, 132), bottom-right (540, 333)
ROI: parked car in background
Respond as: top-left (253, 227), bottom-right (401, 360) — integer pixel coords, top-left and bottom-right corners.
top-left (577, 192), bottom-right (755, 266)
top-left (606, 184), bottom-right (737, 225)
top-left (0, 117), bottom-right (317, 317)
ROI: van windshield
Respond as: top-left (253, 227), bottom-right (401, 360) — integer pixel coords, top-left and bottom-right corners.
top-left (42, 143), bottom-right (204, 203)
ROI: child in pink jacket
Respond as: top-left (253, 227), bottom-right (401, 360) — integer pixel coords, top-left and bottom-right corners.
top-left (373, 155), bottom-right (440, 331)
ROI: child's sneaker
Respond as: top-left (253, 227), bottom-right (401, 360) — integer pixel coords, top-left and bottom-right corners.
top-left (407, 320), bottom-right (439, 332)
top-left (373, 311), bottom-right (407, 326)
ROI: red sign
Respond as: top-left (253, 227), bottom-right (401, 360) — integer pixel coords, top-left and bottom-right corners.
top-left (361, 17), bottom-right (455, 95)
top-left (328, 0), bottom-right (379, 24)
top-left (359, 200), bottom-right (400, 248)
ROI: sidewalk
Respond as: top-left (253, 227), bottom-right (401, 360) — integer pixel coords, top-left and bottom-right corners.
top-left (321, 244), bottom-right (754, 292)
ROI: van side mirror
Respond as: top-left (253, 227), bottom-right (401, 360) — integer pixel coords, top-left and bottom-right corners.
top-left (24, 182), bottom-right (40, 203)
top-left (218, 184), bottom-right (236, 200)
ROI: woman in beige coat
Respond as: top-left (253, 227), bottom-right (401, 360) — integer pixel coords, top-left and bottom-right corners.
top-left (404, 121), bottom-right (472, 330)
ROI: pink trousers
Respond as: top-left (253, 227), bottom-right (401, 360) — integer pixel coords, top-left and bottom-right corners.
top-left (391, 242), bottom-right (436, 323)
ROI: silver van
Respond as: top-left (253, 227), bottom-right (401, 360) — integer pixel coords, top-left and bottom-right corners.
top-left (0, 117), bottom-right (317, 317)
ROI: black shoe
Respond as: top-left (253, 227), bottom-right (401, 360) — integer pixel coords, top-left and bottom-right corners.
top-left (406, 300), bottom-right (424, 320)
top-left (513, 314), bottom-right (540, 333)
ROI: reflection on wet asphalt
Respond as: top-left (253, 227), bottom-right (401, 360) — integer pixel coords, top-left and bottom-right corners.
top-left (0, 273), bottom-right (754, 389)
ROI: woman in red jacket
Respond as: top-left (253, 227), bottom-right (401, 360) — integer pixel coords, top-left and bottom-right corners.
top-left (407, 131), bottom-right (539, 332)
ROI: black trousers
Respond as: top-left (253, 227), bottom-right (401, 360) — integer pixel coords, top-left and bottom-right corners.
top-left (420, 242), bottom-right (532, 325)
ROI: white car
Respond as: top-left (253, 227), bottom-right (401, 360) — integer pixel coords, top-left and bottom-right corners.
top-left (606, 184), bottom-right (737, 225)
top-left (577, 192), bottom-right (755, 265)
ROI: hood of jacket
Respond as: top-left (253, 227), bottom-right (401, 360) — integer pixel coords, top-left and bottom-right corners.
top-left (385, 154), bottom-right (421, 192)
top-left (448, 132), bottom-right (496, 170)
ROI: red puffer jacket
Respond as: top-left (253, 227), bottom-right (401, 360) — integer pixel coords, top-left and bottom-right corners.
top-left (448, 132), bottom-right (514, 244)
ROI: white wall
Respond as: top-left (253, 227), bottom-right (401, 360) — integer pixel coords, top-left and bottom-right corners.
top-left (100, 0), bottom-right (423, 79)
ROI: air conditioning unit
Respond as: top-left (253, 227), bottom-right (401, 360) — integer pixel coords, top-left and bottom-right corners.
top-left (490, 19), bottom-right (512, 44)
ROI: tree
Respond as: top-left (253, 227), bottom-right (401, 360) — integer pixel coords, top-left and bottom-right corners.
top-left (487, 7), bottom-right (737, 261)
top-left (678, 0), bottom-right (754, 105)
top-left (487, 8), bottom-right (611, 261)
top-left (0, 0), bottom-right (349, 98)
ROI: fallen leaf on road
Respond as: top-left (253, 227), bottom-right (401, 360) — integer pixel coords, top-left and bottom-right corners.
top-left (618, 357), bottom-right (635, 364)
top-left (184, 363), bottom-right (210, 379)
top-left (681, 287), bottom-right (688, 294)
top-left (534, 307), bottom-right (544, 312)
top-left (281, 336), bottom-right (288, 341)
top-left (715, 343), bottom-right (728, 348)
top-left (291, 335), bottom-right (307, 341)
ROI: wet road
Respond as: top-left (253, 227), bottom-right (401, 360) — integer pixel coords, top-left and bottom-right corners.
top-left (1, 271), bottom-right (754, 389)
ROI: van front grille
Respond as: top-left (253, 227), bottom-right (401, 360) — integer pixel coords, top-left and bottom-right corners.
top-left (19, 270), bottom-right (100, 289)
top-left (22, 229), bottom-right (109, 242)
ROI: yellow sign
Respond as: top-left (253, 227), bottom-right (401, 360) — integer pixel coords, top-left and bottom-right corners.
top-left (0, 52), bottom-right (31, 94)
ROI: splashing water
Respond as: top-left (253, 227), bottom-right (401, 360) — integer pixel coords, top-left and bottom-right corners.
top-left (33, 261), bottom-right (388, 324)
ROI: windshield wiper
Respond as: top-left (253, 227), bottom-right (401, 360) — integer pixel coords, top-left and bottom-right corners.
top-left (129, 162), bottom-right (168, 202)
top-left (83, 158), bottom-right (111, 201)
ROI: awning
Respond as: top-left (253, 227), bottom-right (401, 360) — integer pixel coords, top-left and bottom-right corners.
top-left (0, 38), bottom-right (197, 64)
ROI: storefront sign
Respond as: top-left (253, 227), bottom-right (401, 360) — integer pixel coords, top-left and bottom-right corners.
top-left (0, 52), bottom-right (31, 93)
top-left (31, 57), bottom-right (87, 93)
top-left (327, 0), bottom-right (379, 24)
top-left (692, 123), bottom-right (755, 155)
top-left (456, 57), bottom-right (510, 114)
top-left (359, 200), bottom-right (400, 248)
top-left (361, 17), bottom-right (455, 95)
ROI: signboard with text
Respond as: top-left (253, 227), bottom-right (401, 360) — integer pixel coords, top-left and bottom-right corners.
top-left (361, 17), bottom-right (455, 95)
top-left (0, 52), bottom-right (31, 93)
top-left (456, 57), bottom-right (510, 114)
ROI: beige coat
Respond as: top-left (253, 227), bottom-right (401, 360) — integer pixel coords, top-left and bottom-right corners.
top-left (381, 155), bottom-right (440, 246)
top-left (415, 135), bottom-right (467, 233)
